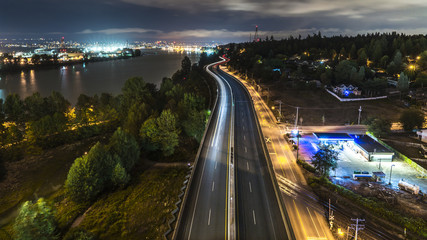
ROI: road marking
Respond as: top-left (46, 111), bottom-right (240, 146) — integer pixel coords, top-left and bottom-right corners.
top-left (212, 181), bottom-right (215, 192)
top-left (215, 161), bottom-right (217, 169)
top-left (247, 161), bottom-right (250, 170)
top-left (307, 207), bottom-right (321, 238)
top-left (249, 181), bottom-right (252, 193)
top-left (244, 135), bottom-right (246, 140)
top-left (252, 210), bottom-right (257, 225)
top-left (211, 106), bottom-right (223, 147)
top-left (243, 126), bottom-right (245, 131)
top-left (293, 200), bottom-right (308, 238)
top-left (245, 147), bottom-right (247, 153)
top-left (208, 208), bottom-right (212, 225)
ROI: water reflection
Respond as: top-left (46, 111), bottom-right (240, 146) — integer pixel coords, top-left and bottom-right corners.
top-left (0, 50), bottom-right (199, 104)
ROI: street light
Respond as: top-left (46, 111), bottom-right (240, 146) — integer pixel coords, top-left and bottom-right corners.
top-left (389, 164), bottom-right (395, 185)
top-left (292, 129), bottom-right (301, 161)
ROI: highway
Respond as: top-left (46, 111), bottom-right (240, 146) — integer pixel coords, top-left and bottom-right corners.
top-left (220, 66), bottom-right (335, 240)
top-left (175, 59), bottom-right (293, 240)
top-left (174, 60), bottom-right (232, 240)
top-left (212, 66), bottom-right (292, 240)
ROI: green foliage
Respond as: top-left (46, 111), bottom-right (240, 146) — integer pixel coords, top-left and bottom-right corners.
top-left (182, 110), bottom-right (207, 142)
top-left (181, 56), bottom-right (192, 79)
top-left (366, 118), bottom-right (391, 137)
top-left (417, 50), bottom-right (427, 71)
top-left (123, 102), bottom-right (149, 138)
top-left (63, 227), bottom-right (95, 240)
top-left (310, 176), bottom-right (427, 238)
top-left (140, 109), bottom-right (180, 156)
top-left (4, 93), bottom-right (24, 122)
top-left (66, 142), bottom-right (113, 202)
top-left (14, 198), bottom-right (58, 240)
top-left (111, 162), bottom-right (130, 188)
top-left (108, 127), bottom-right (140, 172)
top-left (334, 60), bottom-right (358, 84)
top-left (397, 72), bottom-right (410, 91)
top-left (399, 108), bottom-right (425, 131)
top-left (296, 159), bottom-right (316, 173)
top-left (311, 144), bottom-right (338, 177)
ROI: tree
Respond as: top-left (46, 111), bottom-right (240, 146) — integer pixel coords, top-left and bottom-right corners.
top-left (400, 109), bottom-right (425, 131)
top-left (14, 198), bottom-right (58, 240)
top-left (417, 50), bottom-right (427, 71)
top-left (66, 142), bottom-right (113, 202)
top-left (366, 118), bottom-right (391, 137)
top-left (140, 109), bottom-right (180, 156)
top-left (334, 60), bottom-right (358, 84)
top-left (181, 56), bottom-right (192, 80)
top-left (24, 92), bottom-right (47, 121)
top-left (357, 48), bottom-right (368, 66)
top-left (123, 102), bottom-right (150, 138)
top-left (111, 162), bottom-right (130, 188)
top-left (4, 93), bottom-right (24, 122)
top-left (108, 127), bottom-right (140, 172)
top-left (311, 144), bottom-right (338, 177)
top-left (182, 110), bottom-right (207, 142)
top-left (397, 72), bottom-right (409, 91)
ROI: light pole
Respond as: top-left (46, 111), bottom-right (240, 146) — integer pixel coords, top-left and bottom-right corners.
top-left (389, 164), bottom-right (395, 185)
top-left (274, 100), bottom-right (283, 122)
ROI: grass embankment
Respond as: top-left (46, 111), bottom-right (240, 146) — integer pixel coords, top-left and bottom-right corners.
top-left (0, 136), bottom-right (104, 223)
top-left (52, 166), bottom-right (187, 239)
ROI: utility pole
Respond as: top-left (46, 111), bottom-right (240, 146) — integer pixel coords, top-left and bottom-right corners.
top-left (294, 107), bottom-right (299, 129)
top-left (329, 199), bottom-right (334, 229)
top-left (274, 100), bottom-right (283, 121)
top-left (358, 106), bottom-right (362, 125)
top-left (350, 218), bottom-right (365, 240)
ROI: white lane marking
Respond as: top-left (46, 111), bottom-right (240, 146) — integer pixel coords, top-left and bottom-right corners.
top-left (245, 147), bottom-right (247, 153)
top-left (215, 161), bottom-right (217, 169)
top-left (247, 161), bottom-right (250, 170)
top-left (208, 208), bottom-right (212, 225)
top-left (211, 106), bottom-right (223, 147)
top-left (307, 207), bottom-right (321, 238)
top-left (249, 181), bottom-right (252, 193)
top-left (244, 135), bottom-right (246, 140)
top-left (252, 210), bottom-right (257, 225)
top-left (243, 126), bottom-right (245, 130)
top-left (212, 181), bottom-right (215, 192)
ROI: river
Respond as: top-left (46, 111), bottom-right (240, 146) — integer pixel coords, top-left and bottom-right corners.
top-left (0, 50), bottom-right (200, 104)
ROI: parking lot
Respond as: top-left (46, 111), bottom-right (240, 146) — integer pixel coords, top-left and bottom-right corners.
top-left (292, 133), bottom-right (427, 194)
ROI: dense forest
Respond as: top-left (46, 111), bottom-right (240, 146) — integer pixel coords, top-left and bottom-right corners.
top-left (226, 32), bottom-right (427, 97)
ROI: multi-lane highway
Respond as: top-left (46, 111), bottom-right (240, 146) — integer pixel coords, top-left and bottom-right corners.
top-left (174, 60), bottom-right (232, 239)
top-left (174, 59), bottom-right (293, 239)
top-left (211, 66), bottom-right (292, 240)
top-left (220, 66), bottom-right (335, 240)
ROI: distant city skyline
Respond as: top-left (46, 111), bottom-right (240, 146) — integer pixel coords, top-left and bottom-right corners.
top-left (1, 0), bottom-right (427, 42)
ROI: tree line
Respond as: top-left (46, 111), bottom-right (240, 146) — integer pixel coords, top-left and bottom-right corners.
top-left (2, 52), bottom-right (220, 239)
top-left (226, 32), bottom-right (427, 93)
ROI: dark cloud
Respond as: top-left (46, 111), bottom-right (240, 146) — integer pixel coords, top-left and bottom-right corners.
top-left (0, 0), bottom-right (426, 42)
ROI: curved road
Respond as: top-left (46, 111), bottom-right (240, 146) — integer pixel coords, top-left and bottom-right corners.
top-left (174, 60), bottom-right (292, 239)
top-left (174, 60), bottom-right (232, 240)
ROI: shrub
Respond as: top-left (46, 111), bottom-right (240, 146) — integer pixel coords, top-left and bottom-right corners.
top-left (14, 198), bottom-right (58, 240)
top-left (65, 142), bottom-right (113, 202)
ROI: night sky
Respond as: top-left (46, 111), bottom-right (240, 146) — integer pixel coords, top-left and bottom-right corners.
top-left (1, 0), bottom-right (427, 43)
